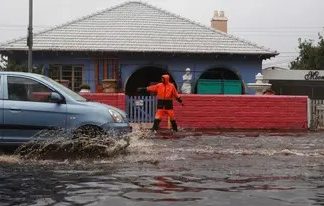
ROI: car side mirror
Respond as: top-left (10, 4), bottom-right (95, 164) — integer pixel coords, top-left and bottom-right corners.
top-left (50, 92), bottom-right (64, 104)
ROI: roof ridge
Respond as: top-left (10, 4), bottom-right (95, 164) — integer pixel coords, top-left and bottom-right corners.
top-left (137, 1), bottom-right (277, 54)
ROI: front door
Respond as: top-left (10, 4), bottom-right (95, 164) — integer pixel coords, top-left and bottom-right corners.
top-left (2, 75), bottom-right (67, 144)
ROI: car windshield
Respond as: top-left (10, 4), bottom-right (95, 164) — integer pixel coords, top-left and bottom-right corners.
top-left (43, 77), bottom-right (87, 102)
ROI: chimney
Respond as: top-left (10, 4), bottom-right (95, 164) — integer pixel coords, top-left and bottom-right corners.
top-left (211, 10), bottom-right (228, 33)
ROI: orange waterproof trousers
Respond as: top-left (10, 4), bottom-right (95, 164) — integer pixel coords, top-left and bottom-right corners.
top-left (155, 109), bottom-right (175, 120)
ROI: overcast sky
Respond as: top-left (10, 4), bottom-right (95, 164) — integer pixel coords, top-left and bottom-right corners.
top-left (0, 0), bottom-right (323, 68)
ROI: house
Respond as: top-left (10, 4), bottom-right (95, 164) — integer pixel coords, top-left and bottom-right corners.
top-left (263, 67), bottom-right (324, 99)
top-left (0, 1), bottom-right (277, 95)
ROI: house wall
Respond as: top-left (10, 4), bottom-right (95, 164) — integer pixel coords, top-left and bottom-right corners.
top-left (19, 52), bottom-right (262, 94)
top-left (119, 54), bottom-right (261, 94)
top-left (31, 54), bottom-right (95, 87)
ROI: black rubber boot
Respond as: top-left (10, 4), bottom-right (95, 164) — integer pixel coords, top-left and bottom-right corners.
top-left (171, 120), bottom-right (178, 132)
top-left (151, 119), bottom-right (161, 131)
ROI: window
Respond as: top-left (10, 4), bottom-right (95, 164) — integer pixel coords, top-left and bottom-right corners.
top-left (48, 65), bottom-right (83, 91)
top-left (94, 58), bottom-right (120, 92)
top-left (0, 76), bottom-right (2, 98)
top-left (8, 76), bottom-right (53, 102)
top-left (48, 65), bottom-right (60, 80)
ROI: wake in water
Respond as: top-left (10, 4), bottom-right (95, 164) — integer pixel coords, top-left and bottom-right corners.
top-left (0, 128), bottom-right (153, 163)
top-left (14, 129), bottom-right (139, 160)
top-left (3, 129), bottom-right (324, 163)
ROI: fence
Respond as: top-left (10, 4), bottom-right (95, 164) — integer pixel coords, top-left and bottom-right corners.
top-left (126, 96), bottom-right (157, 123)
top-left (309, 99), bottom-right (324, 130)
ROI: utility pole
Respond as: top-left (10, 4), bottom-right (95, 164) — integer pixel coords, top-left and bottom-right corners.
top-left (27, 0), bottom-right (33, 72)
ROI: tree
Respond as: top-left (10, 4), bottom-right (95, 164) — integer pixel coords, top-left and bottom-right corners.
top-left (0, 54), bottom-right (44, 74)
top-left (0, 55), bottom-right (28, 72)
top-left (290, 33), bottom-right (324, 70)
top-left (0, 55), bottom-right (8, 70)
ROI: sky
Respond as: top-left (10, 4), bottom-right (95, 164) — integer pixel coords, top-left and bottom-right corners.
top-left (0, 0), bottom-right (323, 69)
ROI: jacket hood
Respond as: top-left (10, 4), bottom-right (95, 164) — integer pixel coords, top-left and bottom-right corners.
top-left (162, 74), bottom-right (170, 84)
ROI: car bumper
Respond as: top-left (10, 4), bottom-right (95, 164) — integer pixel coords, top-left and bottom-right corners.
top-left (101, 122), bottom-right (132, 135)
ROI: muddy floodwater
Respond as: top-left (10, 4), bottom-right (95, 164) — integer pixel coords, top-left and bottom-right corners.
top-left (0, 130), bottom-right (324, 206)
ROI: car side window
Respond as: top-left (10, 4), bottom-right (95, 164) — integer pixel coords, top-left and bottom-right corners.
top-left (8, 76), bottom-right (53, 102)
top-left (0, 76), bottom-right (2, 99)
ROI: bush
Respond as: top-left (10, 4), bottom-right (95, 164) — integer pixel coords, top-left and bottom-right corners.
top-left (80, 83), bottom-right (91, 90)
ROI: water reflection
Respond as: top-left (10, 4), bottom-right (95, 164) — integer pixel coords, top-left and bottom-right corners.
top-left (0, 131), bottom-right (323, 206)
top-left (313, 191), bottom-right (324, 206)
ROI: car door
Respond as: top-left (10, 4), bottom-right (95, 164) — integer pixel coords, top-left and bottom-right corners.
top-left (0, 75), bottom-right (3, 140)
top-left (3, 75), bottom-right (67, 143)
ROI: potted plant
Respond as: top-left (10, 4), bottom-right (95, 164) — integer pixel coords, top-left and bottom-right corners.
top-left (102, 79), bottom-right (117, 93)
top-left (79, 83), bottom-right (91, 93)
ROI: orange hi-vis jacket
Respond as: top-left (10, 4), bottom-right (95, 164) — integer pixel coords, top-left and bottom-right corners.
top-left (147, 75), bottom-right (180, 110)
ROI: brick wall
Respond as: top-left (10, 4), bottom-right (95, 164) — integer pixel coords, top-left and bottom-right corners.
top-left (173, 95), bottom-right (308, 130)
top-left (81, 93), bottom-right (308, 130)
top-left (81, 93), bottom-right (126, 111)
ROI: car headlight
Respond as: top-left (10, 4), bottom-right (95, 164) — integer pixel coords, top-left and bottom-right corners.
top-left (108, 109), bottom-right (124, 123)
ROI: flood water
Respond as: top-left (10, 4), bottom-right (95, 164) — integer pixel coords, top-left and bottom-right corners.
top-left (0, 130), bottom-right (324, 206)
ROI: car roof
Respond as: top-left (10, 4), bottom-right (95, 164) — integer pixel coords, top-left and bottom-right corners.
top-left (0, 71), bottom-right (45, 78)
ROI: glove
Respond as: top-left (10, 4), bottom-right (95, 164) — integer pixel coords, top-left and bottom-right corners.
top-left (137, 87), bottom-right (147, 93)
top-left (176, 97), bottom-right (184, 106)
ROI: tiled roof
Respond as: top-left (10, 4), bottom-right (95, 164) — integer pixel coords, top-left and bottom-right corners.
top-left (0, 1), bottom-right (277, 57)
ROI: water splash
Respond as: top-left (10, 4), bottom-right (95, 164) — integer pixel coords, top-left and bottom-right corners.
top-left (0, 155), bottom-right (20, 164)
top-left (4, 129), bottom-right (324, 163)
top-left (14, 129), bottom-right (132, 160)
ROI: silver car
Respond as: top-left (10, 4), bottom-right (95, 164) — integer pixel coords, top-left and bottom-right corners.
top-left (0, 72), bottom-right (131, 146)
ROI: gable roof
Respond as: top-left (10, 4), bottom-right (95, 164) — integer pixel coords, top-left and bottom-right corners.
top-left (0, 1), bottom-right (277, 57)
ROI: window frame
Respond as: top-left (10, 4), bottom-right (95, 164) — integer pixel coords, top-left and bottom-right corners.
top-left (5, 75), bottom-right (64, 104)
top-left (0, 75), bottom-right (3, 100)
top-left (48, 64), bottom-right (84, 91)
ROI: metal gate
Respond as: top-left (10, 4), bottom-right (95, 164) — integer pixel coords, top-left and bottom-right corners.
top-left (126, 96), bottom-right (157, 123)
top-left (309, 99), bottom-right (324, 130)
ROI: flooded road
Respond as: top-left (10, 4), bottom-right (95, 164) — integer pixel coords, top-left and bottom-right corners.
top-left (1, 130), bottom-right (324, 206)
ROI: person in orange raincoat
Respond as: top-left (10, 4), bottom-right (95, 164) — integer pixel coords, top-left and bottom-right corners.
top-left (137, 74), bottom-right (183, 132)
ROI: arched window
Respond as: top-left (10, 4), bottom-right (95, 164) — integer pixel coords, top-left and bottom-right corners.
top-left (125, 67), bottom-right (176, 96)
top-left (196, 68), bottom-right (244, 94)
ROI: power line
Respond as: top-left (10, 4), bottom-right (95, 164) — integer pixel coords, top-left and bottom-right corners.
top-left (263, 60), bottom-right (294, 66)
top-left (272, 56), bottom-right (297, 58)
top-left (230, 26), bottom-right (324, 29)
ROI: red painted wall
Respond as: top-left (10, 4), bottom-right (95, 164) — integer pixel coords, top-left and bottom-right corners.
top-left (172, 95), bottom-right (308, 130)
top-left (81, 93), bottom-right (308, 130)
top-left (81, 93), bottom-right (126, 111)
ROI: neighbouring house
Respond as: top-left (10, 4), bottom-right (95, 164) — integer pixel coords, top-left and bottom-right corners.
top-left (263, 67), bottom-right (324, 99)
top-left (0, 1), bottom-right (277, 95)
